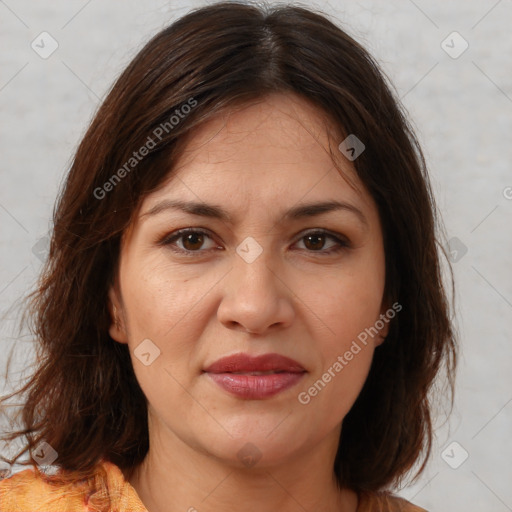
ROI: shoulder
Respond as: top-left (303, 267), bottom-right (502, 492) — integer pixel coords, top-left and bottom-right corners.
top-left (0, 460), bottom-right (147, 512)
top-left (0, 466), bottom-right (87, 511)
top-left (357, 491), bottom-right (428, 512)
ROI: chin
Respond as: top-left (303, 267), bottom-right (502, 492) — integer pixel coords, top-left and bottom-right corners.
top-left (198, 420), bottom-right (306, 469)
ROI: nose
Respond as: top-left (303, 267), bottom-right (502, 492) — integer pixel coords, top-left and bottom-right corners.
top-left (217, 248), bottom-right (295, 335)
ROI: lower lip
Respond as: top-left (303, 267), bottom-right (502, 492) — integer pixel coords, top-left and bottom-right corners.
top-left (205, 372), bottom-right (305, 399)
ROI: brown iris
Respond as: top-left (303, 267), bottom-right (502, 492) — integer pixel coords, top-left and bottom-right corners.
top-left (182, 232), bottom-right (205, 251)
top-left (303, 233), bottom-right (325, 251)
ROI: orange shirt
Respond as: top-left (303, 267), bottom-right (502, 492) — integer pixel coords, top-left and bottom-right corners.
top-left (0, 460), bottom-right (426, 511)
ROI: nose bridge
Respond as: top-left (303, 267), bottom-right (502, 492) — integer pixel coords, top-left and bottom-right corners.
top-left (232, 235), bottom-right (280, 301)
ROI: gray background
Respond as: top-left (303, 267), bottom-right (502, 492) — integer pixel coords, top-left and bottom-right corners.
top-left (1, 0), bottom-right (511, 510)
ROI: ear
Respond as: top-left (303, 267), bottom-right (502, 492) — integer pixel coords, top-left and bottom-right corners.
top-left (108, 286), bottom-right (128, 344)
top-left (375, 298), bottom-right (391, 347)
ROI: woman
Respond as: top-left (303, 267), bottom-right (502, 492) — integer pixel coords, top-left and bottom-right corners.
top-left (0, 2), bottom-right (456, 511)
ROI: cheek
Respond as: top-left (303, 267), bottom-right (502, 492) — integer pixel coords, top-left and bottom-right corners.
top-left (121, 254), bottom-right (214, 341)
top-left (296, 251), bottom-right (384, 414)
top-left (118, 257), bottom-right (218, 399)
top-left (306, 257), bottom-right (385, 345)
top-left (300, 345), bottom-right (374, 434)
top-left (297, 290), bottom-right (378, 426)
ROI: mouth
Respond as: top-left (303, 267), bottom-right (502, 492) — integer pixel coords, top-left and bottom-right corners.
top-left (203, 353), bottom-right (306, 399)
top-left (203, 352), bottom-right (306, 374)
top-left (228, 370), bottom-right (289, 375)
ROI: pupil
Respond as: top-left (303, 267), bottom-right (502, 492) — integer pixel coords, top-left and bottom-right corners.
top-left (184, 233), bottom-right (203, 250)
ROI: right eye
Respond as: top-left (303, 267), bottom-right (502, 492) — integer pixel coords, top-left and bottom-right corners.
top-left (158, 228), bottom-right (222, 255)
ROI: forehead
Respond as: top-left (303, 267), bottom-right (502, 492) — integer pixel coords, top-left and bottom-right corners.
top-left (180, 93), bottom-right (336, 163)
top-left (144, 93), bottom-right (370, 210)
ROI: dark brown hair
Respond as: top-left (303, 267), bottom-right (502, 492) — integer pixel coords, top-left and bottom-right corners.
top-left (1, 0), bottom-right (456, 503)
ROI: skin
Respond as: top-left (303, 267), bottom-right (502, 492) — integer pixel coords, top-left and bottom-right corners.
top-left (108, 93), bottom-right (389, 512)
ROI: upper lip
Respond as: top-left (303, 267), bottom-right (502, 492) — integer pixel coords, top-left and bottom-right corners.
top-left (203, 353), bottom-right (306, 373)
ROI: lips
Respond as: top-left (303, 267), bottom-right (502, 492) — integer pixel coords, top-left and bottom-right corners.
top-left (204, 353), bottom-right (305, 374)
top-left (203, 353), bottom-right (306, 399)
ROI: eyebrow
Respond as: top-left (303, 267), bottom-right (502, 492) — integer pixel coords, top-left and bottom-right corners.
top-left (140, 199), bottom-right (368, 226)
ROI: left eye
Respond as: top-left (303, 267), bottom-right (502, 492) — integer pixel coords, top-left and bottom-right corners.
top-left (158, 229), bottom-right (349, 255)
top-left (295, 231), bottom-right (348, 253)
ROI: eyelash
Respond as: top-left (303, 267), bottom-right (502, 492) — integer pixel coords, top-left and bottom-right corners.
top-left (157, 228), bottom-right (350, 257)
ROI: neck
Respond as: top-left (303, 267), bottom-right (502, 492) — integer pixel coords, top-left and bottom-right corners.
top-left (126, 426), bottom-right (358, 512)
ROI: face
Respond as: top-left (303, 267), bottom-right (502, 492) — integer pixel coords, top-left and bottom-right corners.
top-left (108, 93), bottom-right (388, 469)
